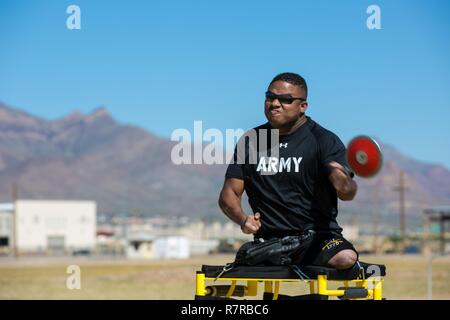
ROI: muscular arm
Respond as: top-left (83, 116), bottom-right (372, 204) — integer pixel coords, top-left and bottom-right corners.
top-left (328, 161), bottom-right (358, 201)
top-left (218, 178), bottom-right (261, 234)
top-left (218, 178), bottom-right (247, 225)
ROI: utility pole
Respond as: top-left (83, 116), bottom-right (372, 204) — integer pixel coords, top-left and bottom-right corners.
top-left (393, 171), bottom-right (408, 252)
top-left (372, 182), bottom-right (380, 254)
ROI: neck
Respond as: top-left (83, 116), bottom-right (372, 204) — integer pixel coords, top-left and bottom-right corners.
top-left (278, 115), bottom-right (307, 135)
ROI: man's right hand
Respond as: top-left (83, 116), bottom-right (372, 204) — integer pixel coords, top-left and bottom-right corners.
top-left (241, 212), bottom-right (261, 234)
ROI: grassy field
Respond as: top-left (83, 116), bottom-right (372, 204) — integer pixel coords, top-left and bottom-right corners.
top-left (0, 254), bottom-right (449, 300)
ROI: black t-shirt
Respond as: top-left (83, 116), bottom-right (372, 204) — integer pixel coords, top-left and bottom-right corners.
top-left (225, 116), bottom-right (350, 238)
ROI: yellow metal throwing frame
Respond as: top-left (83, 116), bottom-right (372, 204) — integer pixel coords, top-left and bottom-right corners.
top-left (195, 272), bottom-right (384, 300)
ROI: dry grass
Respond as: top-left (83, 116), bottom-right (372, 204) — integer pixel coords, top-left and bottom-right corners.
top-left (0, 254), bottom-right (449, 300)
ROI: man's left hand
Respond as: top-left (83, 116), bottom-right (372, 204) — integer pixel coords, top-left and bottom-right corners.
top-left (327, 161), bottom-right (357, 201)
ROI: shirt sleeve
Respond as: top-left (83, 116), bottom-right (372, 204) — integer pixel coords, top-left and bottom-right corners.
top-left (225, 146), bottom-right (244, 180)
top-left (319, 132), bottom-right (353, 177)
top-left (225, 163), bottom-right (244, 180)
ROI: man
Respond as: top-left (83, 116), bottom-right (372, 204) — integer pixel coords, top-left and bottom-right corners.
top-left (218, 72), bottom-right (358, 270)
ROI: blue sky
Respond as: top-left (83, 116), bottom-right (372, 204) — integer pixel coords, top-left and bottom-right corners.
top-left (1, 0), bottom-right (449, 168)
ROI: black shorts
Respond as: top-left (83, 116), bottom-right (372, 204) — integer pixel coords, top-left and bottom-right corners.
top-left (302, 231), bottom-right (359, 267)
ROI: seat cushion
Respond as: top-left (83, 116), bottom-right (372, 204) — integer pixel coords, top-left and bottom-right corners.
top-left (201, 261), bottom-right (386, 281)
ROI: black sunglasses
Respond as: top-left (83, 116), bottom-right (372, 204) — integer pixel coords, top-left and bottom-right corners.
top-left (265, 91), bottom-right (306, 105)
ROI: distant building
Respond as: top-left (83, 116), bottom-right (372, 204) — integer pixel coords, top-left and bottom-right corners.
top-left (0, 203), bottom-right (14, 254)
top-left (189, 239), bottom-right (220, 256)
top-left (126, 234), bottom-right (156, 259)
top-left (154, 236), bottom-right (190, 259)
top-left (126, 234), bottom-right (190, 259)
top-left (0, 200), bottom-right (96, 255)
top-left (341, 224), bottom-right (359, 242)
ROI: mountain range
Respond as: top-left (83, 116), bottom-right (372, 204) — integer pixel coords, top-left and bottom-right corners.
top-left (1, 102), bottom-right (449, 232)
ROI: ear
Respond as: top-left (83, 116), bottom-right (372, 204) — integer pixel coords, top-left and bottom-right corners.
top-left (300, 101), bottom-right (308, 113)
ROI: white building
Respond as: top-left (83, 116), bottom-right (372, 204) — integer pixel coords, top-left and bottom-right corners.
top-left (126, 235), bottom-right (190, 260)
top-left (154, 236), bottom-right (190, 259)
top-left (0, 200), bottom-right (96, 254)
